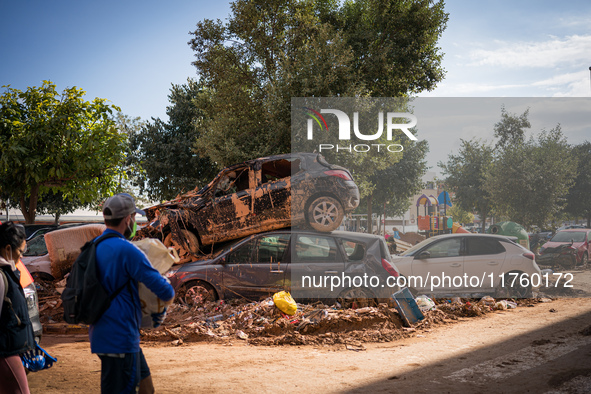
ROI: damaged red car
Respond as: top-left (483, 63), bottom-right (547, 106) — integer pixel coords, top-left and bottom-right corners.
top-left (140, 153), bottom-right (360, 263)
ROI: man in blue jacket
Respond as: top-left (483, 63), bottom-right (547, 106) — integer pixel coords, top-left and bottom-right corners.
top-left (90, 193), bottom-right (174, 394)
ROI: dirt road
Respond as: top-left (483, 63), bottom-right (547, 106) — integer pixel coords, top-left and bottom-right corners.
top-left (28, 297), bottom-right (591, 393)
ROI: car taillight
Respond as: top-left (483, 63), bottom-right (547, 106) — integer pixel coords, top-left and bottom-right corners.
top-left (324, 170), bottom-right (353, 181)
top-left (381, 258), bottom-right (399, 277)
top-left (522, 252), bottom-right (535, 260)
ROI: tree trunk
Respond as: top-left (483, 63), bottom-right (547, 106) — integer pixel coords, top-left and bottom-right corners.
top-left (367, 194), bottom-right (373, 234)
top-left (19, 184), bottom-right (39, 224)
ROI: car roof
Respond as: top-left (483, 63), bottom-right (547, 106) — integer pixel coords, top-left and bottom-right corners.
top-left (427, 233), bottom-right (516, 241)
top-left (557, 228), bottom-right (590, 232)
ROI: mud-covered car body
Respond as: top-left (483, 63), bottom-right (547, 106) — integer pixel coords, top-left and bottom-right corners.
top-left (141, 153), bottom-right (360, 263)
top-left (166, 229), bottom-right (399, 306)
top-left (538, 229), bottom-right (591, 268)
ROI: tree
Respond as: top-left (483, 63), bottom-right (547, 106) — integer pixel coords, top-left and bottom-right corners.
top-left (0, 81), bottom-right (127, 223)
top-left (188, 0), bottom-right (448, 166)
top-left (563, 141), bottom-right (591, 227)
top-left (363, 139), bottom-right (429, 218)
top-left (128, 79), bottom-right (218, 202)
top-left (188, 0), bottom-right (448, 232)
top-left (494, 106), bottom-right (530, 149)
top-left (447, 205), bottom-right (474, 226)
top-left (439, 139), bottom-right (494, 233)
top-left (486, 127), bottom-right (576, 229)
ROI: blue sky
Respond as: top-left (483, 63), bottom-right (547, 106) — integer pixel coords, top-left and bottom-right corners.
top-left (1, 0), bottom-right (590, 121)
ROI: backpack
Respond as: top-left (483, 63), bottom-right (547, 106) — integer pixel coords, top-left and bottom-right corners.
top-left (61, 233), bottom-right (129, 325)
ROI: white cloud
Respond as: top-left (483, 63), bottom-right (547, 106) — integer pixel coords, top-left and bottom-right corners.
top-left (467, 35), bottom-right (591, 68)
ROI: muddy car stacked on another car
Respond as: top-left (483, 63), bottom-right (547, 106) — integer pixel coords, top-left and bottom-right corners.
top-left (139, 153), bottom-right (360, 263)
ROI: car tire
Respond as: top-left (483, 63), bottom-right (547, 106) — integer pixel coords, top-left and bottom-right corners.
top-left (337, 287), bottom-right (376, 309)
top-left (179, 280), bottom-right (217, 306)
top-left (306, 196), bottom-right (344, 232)
top-left (164, 229), bottom-right (200, 264)
top-left (495, 272), bottom-right (532, 299)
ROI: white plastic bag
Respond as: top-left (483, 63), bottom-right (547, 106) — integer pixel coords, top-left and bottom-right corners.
top-left (415, 295), bottom-right (436, 312)
top-left (132, 238), bottom-right (180, 328)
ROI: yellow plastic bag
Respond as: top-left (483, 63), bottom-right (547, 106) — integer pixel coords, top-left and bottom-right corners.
top-left (273, 291), bottom-right (297, 315)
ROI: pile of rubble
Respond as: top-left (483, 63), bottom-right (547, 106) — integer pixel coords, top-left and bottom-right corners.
top-left (138, 295), bottom-right (550, 347)
top-left (33, 276), bottom-right (555, 346)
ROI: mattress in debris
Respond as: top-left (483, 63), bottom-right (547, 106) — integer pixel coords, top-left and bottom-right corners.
top-left (45, 224), bottom-right (106, 279)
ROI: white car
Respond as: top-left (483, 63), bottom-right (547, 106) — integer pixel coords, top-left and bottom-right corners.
top-left (392, 234), bottom-right (541, 298)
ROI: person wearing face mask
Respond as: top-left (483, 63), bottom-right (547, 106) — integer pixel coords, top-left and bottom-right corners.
top-left (0, 221), bottom-right (34, 394)
top-left (90, 193), bottom-right (174, 394)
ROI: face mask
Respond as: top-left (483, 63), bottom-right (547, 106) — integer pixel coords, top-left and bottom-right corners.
top-left (125, 219), bottom-right (137, 239)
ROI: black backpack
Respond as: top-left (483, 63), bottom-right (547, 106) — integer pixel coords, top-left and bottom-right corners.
top-left (61, 232), bottom-right (129, 325)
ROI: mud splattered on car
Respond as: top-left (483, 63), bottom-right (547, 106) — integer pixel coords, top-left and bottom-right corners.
top-left (138, 153), bottom-right (359, 263)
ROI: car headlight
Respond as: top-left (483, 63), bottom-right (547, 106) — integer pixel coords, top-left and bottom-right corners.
top-left (23, 285), bottom-right (39, 318)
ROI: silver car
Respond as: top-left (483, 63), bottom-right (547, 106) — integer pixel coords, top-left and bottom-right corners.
top-left (392, 234), bottom-right (541, 298)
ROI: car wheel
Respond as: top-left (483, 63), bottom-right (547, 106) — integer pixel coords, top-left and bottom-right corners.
top-left (337, 287), bottom-right (376, 309)
top-left (31, 272), bottom-right (55, 282)
top-left (179, 280), bottom-right (217, 306)
top-left (306, 196), bottom-right (344, 232)
top-left (164, 230), bottom-right (200, 264)
top-left (495, 272), bottom-right (532, 299)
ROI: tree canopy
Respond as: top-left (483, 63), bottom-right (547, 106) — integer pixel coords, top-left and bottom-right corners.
top-left (439, 139), bottom-right (494, 233)
top-left (188, 0), bottom-right (448, 167)
top-left (0, 81), bottom-right (127, 223)
top-left (440, 108), bottom-right (578, 230)
top-left (565, 141), bottom-right (591, 227)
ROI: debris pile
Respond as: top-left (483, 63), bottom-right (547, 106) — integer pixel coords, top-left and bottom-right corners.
top-left (33, 276), bottom-right (554, 346)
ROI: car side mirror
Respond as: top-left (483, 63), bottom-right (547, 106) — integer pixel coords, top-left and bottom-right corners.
top-left (416, 251), bottom-right (431, 259)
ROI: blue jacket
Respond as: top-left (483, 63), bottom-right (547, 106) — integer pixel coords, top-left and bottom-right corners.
top-left (89, 229), bottom-right (174, 354)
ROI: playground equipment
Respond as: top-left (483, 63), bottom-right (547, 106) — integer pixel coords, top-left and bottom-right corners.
top-left (416, 192), bottom-right (454, 237)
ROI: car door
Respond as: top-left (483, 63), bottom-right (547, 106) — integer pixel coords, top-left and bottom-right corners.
top-left (252, 158), bottom-right (294, 227)
top-left (411, 236), bottom-right (464, 294)
top-left (211, 165), bottom-right (255, 242)
top-left (287, 233), bottom-right (344, 300)
top-left (463, 236), bottom-right (507, 292)
top-left (220, 234), bottom-right (289, 299)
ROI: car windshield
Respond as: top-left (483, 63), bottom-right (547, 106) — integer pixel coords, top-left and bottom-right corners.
top-left (550, 231), bottom-right (587, 243)
top-left (24, 235), bottom-right (48, 256)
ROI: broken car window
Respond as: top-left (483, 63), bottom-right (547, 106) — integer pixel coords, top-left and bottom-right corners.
top-left (215, 167), bottom-right (251, 197)
top-left (261, 159), bottom-right (301, 183)
top-left (341, 240), bottom-right (366, 261)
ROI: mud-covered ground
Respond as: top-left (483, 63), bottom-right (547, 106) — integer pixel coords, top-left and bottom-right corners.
top-left (28, 297), bottom-right (591, 393)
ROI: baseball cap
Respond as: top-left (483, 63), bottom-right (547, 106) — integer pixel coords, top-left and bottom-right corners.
top-left (102, 193), bottom-right (146, 219)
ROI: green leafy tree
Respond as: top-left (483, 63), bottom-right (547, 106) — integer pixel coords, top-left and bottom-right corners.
top-left (486, 127), bottom-right (576, 228)
top-left (447, 204), bottom-right (474, 226)
top-left (494, 106), bottom-right (530, 149)
top-left (0, 81), bottom-right (126, 223)
top-left (363, 139), bottom-right (429, 217)
top-left (565, 141), bottom-right (591, 227)
top-left (439, 139), bottom-right (494, 233)
top-left (188, 0), bottom-right (448, 232)
top-left (128, 79), bottom-right (218, 202)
